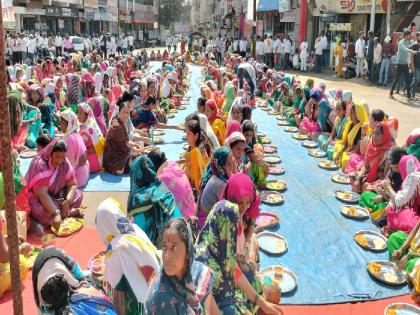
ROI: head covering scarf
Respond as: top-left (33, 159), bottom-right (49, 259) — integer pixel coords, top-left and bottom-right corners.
top-left (59, 108), bottom-right (79, 136)
top-left (406, 129), bottom-right (420, 161)
top-left (95, 197), bottom-right (161, 303)
top-left (221, 172), bottom-right (260, 220)
top-left (146, 218), bottom-right (214, 315)
top-left (225, 121), bottom-right (242, 139)
top-left (364, 122), bottom-right (393, 182)
top-left (127, 156), bottom-right (180, 245)
top-left (226, 131), bottom-right (246, 148)
top-left (66, 74), bottom-right (80, 106)
top-left (205, 99), bottom-right (224, 125)
top-left (197, 113), bottom-right (219, 150)
top-left (26, 138), bottom-right (74, 193)
top-left (222, 81), bottom-right (236, 114)
top-left (78, 102), bottom-right (104, 151)
top-left (195, 200), bottom-right (239, 305)
top-left (92, 72), bottom-right (103, 95)
top-left (27, 84), bottom-right (44, 105)
top-left (199, 147), bottom-right (231, 194)
top-left (394, 156), bottom-right (420, 208)
top-left (347, 101), bottom-right (369, 146)
top-left (32, 246), bottom-right (84, 309)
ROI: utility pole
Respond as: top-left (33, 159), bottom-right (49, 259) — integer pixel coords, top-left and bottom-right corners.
top-left (370, 0), bottom-right (376, 32)
top-left (0, 1), bottom-right (24, 315)
top-left (386, 0), bottom-right (391, 35)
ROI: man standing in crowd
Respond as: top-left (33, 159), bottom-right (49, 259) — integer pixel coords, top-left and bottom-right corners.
top-left (378, 36), bottom-right (393, 86)
top-left (128, 33), bottom-right (134, 52)
top-left (321, 31), bottom-right (328, 67)
top-left (410, 32), bottom-right (420, 99)
top-left (371, 37), bottom-right (382, 85)
top-left (256, 36), bottom-right (264, 63)
top-left (172, 36), bottom-right (178, 53)
top-left (12, 34), bottom-right (21, 64)
top-left (20, 34), bottom-right (28, 63)
top-left (314, 34), bottom-right (323, 73)
top-left (215, 35), bottom-right (224, 66)
top-left (273, 34), bottom-right (281, 70)
top-left (355, 31), bottom-right (366, 78)
top-left (390, 29), bottom-right (417, 100)
top-left (55, 33), bottom-right (63, 56)
top-left (166, 36), bottom-right (172, 53)
top-left (283, 34), bottom-right (292, 70)
top-left (40, 34), bottom-right (49, 58)
top-left (300, 37), bottom-right (308, 72)
top-left (64, 35), bottom-right (73, 55)
top-left (366, 31), bottom-right (375, 82)
top-left (264, 34), bottom-right (272, 67)
top-left (122, 35), bottom-right (128, 55)
top-left (27, 34), bottom-right (36, 63)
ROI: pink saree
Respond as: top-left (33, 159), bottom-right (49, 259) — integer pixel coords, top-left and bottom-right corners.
top-left (26, 138), bottom-right (83, 227)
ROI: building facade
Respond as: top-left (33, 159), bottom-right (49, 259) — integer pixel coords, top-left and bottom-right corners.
top-left (4, 0), bottom-right (158, 39)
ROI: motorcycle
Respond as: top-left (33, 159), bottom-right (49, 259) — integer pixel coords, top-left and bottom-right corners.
top-left (343, 57), bottom-right (357, 79)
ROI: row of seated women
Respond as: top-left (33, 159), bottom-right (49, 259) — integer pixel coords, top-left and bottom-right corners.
top-left (24, 53), bottom-right (286, 314)
top-left (3, 57), bottom-right (194, 235)
top-left (258, 68), bottom-right (420, 302)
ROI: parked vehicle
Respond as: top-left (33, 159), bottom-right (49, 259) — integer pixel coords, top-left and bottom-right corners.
top-left (343, 57), bottom-right (357, 79)
top-left (70, 36), bottom-right (85, 53)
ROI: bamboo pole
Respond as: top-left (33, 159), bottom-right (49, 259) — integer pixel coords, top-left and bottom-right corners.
top-left (0, 1), bottom-right (24, 314)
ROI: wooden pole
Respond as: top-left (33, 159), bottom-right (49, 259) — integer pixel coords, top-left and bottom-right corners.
top-left (0, 1), bottom-right (24, 315)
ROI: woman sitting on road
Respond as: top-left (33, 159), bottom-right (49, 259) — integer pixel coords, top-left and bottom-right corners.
top-left (147, 149), bottom-right (197, 219)
top-left (146, 218), bottom-right (219, 314)
top-left (205, 99), bottom-right (226, 146)
top-left (27, 138), bottom-right (83, 233)
top-left (59, 109), bottom-right (90, 188)
top-left (127, 155), bottom-right (181, 245)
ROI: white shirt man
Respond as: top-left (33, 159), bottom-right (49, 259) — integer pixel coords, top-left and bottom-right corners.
top-left (20, 36), bottom-right (28, 54)
top-left (264, 36), bottom-right (272, 54)
top-left (128, 35), bottom-right (134, 49)
top-left (122, 37), bottom-right (128, 50)
top-left (27, 36), bottom-right (36, 55)
top-left (6, 35), bottom-right (13, 56)
top-left (373, 41), bottom-right (382, 65)
top-left (172, 37), bottom-right (178, 50)
top-left (355, 34), bottom-right (366, 77)
top-left (233, 39), bottom-right (239, 52)
top-left (315, 38), bottom-right (323, 56)
top-left (166, 36), bottom-right (172, 48)
top-left (84, 37), bottom-right (92, 52)
top-left (321, 34), bottom-right (328, 51)
top-left (283, 38), bottom-right (292, 54)
top-left (256, 39), bottom-right (264, 59)
top-left (239, 38), bottom-right (247, 53)
top-left (215, 37), bottom-right (224, 53)
top-left (273, 37), bottom-right (281, 54)
top-left (300, 40), bottom-right (309, 71)
top-left (55, 35), bottom-right (63, 48)
top-left (12, 37), bottom-right (21, 53)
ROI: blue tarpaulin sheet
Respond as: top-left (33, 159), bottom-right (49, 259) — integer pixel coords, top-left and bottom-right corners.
top-left (257, 0), bottom-right (279, 12)
top-left (18, 63), bottom-right (410, 304)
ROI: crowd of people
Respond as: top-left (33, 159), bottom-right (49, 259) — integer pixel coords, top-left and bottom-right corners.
top-left (0, 28), bottom-right (419, 315)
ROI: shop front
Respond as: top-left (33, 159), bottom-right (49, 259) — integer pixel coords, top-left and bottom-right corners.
top-left (44, 6), bottom-right (79, 35)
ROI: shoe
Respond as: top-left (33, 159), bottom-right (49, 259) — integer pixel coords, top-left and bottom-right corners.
top-left (390, 91), bottom-right (393, 97)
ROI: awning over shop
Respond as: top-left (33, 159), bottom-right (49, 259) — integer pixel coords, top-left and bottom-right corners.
top-left (257, 0), bottom-right (279, 12)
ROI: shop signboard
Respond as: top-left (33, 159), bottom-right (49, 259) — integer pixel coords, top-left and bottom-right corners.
top-left (84, 0), bottom-right (99, 9)
top-left (278, 0), bottom-right (291, 13)
top-left (329, 23), bottom-right (352, 31)
top-left (280, 10), bottom-right (295, 23)
top-left (45, 7), bottom-right (79, 18)
top-left (315, 0), bottom-right (386, 14)
top-left (2, 0), bottom-right (15, 29)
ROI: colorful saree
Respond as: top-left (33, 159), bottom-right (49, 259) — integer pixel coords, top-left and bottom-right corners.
top-left (96, 198), bottom-right (161, 315)
top-left (127, 156), bottom-right (181, 245)
top-left (387, 156), bottom-right (420, 233)
top-left (26, 138), bottom-right (83, 227)
top-left (78, 103), bottom-right (105, 173)
top-left (146, 218), bottom-right (214, 315)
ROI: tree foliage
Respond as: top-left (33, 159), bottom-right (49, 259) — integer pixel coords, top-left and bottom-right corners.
top-left (159, 0), bottom-right (189, 28)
